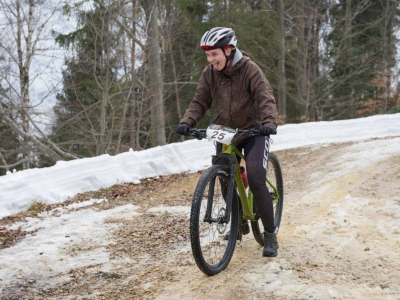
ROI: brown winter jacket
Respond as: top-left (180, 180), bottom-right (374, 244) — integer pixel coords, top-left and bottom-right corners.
top-left (181, 50), bottom-right (278, 134)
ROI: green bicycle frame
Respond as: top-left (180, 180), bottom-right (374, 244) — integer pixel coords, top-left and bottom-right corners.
top-left (220, 143), bottom-right (279, 222)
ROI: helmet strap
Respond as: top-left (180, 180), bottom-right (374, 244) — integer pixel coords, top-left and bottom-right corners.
top-left (220, 47), bottom-right (236, 72)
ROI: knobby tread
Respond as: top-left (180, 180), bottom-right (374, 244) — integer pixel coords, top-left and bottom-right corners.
top-left (190, 165), bottom-right (239, 276)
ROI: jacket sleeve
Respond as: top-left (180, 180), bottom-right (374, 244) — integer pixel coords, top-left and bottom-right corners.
top-left (247, 62), bottom-right (278, 129)
top-left (180, 67), bottom-right (212, 127)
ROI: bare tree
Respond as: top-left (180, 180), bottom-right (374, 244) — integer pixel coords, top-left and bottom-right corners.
top-left (128, 0), bottom-right (139, 150)
top-left (53, 1), bottom-right (142, 156)
top-left (0, 0), bottom-right (79, 171)
top-left (282, 0), bottom-right (377, 121)
top-left (376, 0), bottom-right (397, 111)
top-left (277, 0), bottom-right (287, 123)
top-left (93, 0), bottom-right (166, 147)
top-left (140, 0), bottom-right (166, 146)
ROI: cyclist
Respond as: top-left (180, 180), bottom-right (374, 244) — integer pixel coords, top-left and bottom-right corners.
top-left (176, 27), bottom-right (279, 257)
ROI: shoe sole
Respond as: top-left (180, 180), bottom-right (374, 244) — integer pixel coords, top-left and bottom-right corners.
top-left (262, 250), bottom-right (278, 257)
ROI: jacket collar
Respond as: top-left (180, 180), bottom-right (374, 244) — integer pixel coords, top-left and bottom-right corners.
top-left (221, 48), bottom-right (249, 77)
top-left (231, 48), bottom-right (243, 67)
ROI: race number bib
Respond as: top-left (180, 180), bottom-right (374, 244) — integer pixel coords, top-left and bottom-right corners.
top-left (206, 124), bottom-right (237, 144)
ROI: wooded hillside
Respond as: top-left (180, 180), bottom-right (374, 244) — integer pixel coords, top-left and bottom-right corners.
top-left (1, 0), bottom-right (399, 174)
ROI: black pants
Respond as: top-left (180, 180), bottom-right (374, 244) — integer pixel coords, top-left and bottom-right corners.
top-left (216, 136), bottom-right (275, 231)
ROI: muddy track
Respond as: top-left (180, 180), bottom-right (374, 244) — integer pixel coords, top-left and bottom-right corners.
top-left (1, 137), bottom-right (400, 299)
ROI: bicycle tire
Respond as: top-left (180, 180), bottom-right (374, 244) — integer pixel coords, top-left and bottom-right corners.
top-left (251, 152), bottom-right (284, 246)
top-left (190, 165), bottom-right (239, 276)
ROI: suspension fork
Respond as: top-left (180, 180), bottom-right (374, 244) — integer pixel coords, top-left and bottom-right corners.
top-left (203, 177), bottom-right (216, 223)
top-left (221, 161), bottom-right (236, 223)
top-left (203, 154), bottom-right (237, 224)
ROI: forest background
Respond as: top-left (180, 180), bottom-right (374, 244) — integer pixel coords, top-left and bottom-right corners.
top-left (0, 0), bottom-right (399, 175)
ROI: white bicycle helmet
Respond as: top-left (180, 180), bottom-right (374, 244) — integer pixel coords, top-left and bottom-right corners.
top-left (200, 27), bottom-right (237, 51)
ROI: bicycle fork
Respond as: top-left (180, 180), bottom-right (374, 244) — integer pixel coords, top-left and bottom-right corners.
top-left (203, 157), bottom-right (237, 225)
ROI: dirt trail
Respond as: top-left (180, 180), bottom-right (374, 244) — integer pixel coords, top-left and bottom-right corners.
top-left (1, 137), bottom-right (400, 300)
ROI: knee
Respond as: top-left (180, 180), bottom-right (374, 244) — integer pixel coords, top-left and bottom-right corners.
top-left (247, 173), bottom-right (266, 190)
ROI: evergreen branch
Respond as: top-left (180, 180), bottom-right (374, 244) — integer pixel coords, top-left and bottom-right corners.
top-left (92, 0), bottom-right (145, 49)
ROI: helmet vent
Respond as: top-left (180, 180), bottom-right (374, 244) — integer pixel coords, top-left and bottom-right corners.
top-left (200, 27), bottom-right (237, 49)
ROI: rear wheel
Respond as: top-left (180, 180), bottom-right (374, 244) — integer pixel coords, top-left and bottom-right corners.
top-left (251, 152), bottom-right (284, 246)
top-left (190, 165), bottom-right (239, 276)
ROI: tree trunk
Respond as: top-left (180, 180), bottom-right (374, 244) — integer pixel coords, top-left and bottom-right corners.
top-left (345, 0), bottom-right (355, 113)
top-left (0, 152), bottom-right (10, 172)
top-left (277, 0), bottom-right (286, 123)
top-left (345, 0), bottom-right (352, 49)
top-left (168, 39), bottom-right (185, 142)
top-left (130, 0), bottom-right (138, 150)
top-left (17, 0), bottom-right (34, 169)
top-left (141, 0), bottom-right (166, 147)
top-left (380, 0), bottom-right (392, 111)
top-left (295, 0), bottom-right (309, 119)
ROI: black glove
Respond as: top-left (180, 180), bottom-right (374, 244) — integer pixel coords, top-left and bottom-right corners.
top-left (258, 125), bottom-right (275, 136)
top-left (176, 124), bottom-right (191, 136)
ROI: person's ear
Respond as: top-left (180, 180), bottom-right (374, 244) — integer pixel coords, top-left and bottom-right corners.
top-left (225, 47), bottom-right (232, 56)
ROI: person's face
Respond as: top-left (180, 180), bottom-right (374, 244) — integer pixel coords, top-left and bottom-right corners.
top-left (205, 48), bottom-right (231, 71)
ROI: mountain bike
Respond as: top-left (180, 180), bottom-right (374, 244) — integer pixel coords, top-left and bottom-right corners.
top-left (188, 124), bottom-right (283, 276)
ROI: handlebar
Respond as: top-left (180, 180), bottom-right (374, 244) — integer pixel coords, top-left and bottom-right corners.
top-left (187, 129), bottom-right (206, 140)
top-left (187, 128), bottom-right (276, 140)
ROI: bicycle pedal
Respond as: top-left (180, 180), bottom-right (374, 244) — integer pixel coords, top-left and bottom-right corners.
top-left (223, 230), bottom-right (242, 241)
top-left (240, 221), bottom-right (250, 235)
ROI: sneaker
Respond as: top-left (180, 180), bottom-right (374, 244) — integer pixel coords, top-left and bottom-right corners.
top-left (262, 231), bottom-right (279, 257)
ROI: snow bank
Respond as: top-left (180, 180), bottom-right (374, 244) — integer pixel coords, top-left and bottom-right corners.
top-left (0, 139), bottom-right (215, 218)
top-left (272, 112), bottom-right (400, 151)
top-left (0, 113), bottom-right (399, 219)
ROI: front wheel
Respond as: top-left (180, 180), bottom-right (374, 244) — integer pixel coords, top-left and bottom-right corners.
top-left (251, 152), bottom-right (284, 246)
top-left (190, 165), bottom-right (239, 276)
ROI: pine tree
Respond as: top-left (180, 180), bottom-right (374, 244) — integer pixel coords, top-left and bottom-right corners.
top-left (52, 2), bottom-right (133, 156)
top-left (328, 0), bottom-right (399, 119)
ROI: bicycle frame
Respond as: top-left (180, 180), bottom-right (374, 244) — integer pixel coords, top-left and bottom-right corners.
top-left (218, 142), bottom-right (280, 222)
top-left (188, 126), bottom-right (283, 275)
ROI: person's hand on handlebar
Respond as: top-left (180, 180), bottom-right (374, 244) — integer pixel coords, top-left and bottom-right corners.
top-left (176, 123), bottom-right (191, 136)
top-left (258, 125), bottom-right (275, 136)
